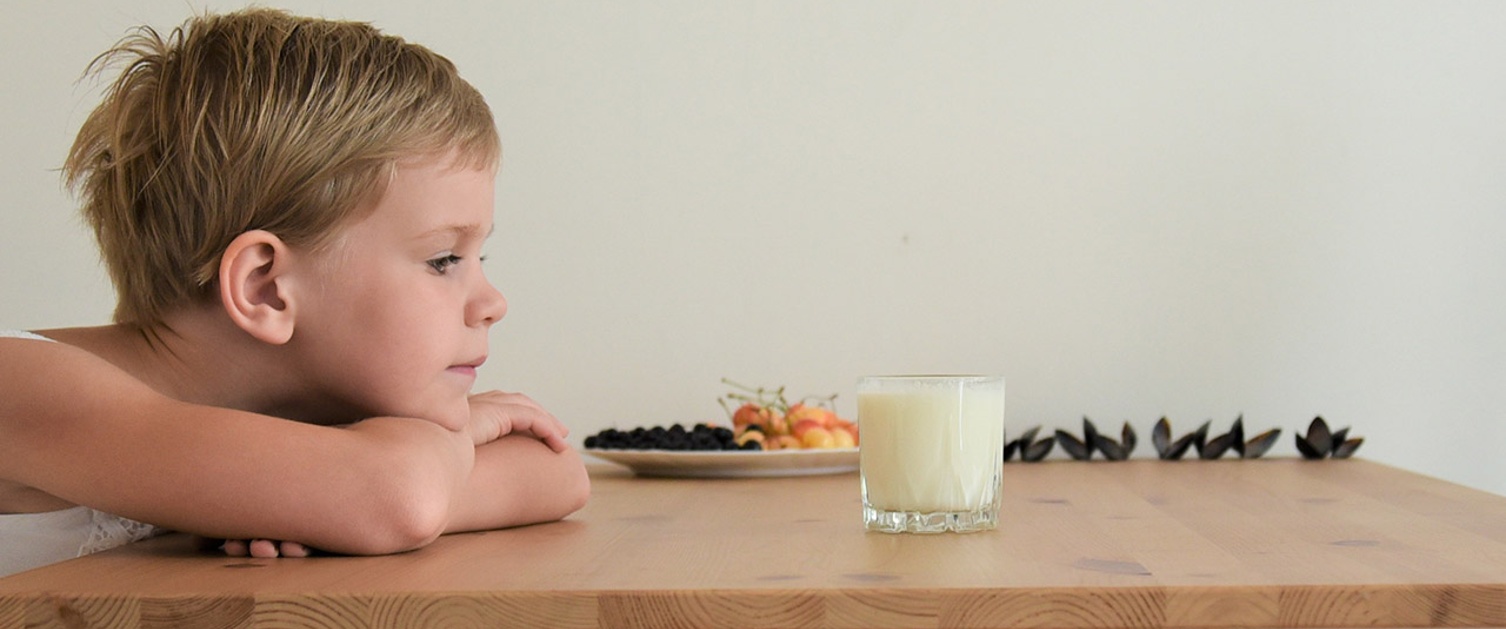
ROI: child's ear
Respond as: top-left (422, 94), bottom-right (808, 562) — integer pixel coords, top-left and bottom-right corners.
top-left (218, 230), bottom-right (298, 345)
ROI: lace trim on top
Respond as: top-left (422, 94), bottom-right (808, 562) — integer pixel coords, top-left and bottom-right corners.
top-left (80, 509), bottom-right (164, 556)
top-left (0, 330), bottom-right (54, 342)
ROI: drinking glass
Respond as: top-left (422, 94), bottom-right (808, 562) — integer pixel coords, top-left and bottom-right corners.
top-left (858, 375), bottom-right (1005, 533)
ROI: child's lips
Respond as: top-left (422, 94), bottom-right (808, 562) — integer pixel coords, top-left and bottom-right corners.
top-left (448, 356), bottom-right (486, 377)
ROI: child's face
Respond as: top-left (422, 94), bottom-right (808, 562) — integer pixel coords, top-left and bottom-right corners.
top-left (287, 154), bottom-right (505, 430)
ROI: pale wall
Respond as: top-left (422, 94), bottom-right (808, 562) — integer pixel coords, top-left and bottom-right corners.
top-left (3, 2), bottom-right (1503, 494)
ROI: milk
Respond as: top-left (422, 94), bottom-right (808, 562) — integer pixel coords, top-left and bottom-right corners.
top-left (859, 377), bottom-right (1005, 515)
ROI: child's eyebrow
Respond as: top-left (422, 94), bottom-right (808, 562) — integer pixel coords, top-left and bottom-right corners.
top-left (415, 224), bottom-right (495, 240)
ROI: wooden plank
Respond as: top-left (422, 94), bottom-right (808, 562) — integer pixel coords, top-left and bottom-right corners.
top-left (2, 460), bottom-right (1503, 628)
top-left (4, 585), bottom-right (1505, 628)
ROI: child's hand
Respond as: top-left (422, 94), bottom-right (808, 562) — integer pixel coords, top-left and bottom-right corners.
top-left (197, 537), bottom-right (314, 558)
top-left (465, 390), bottom-right (570, 452)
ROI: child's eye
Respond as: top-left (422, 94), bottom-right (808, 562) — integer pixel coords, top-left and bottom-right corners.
top-left (426, 254), bottom-right (464, 275)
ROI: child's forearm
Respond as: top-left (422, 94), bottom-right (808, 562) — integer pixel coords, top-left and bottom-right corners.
top-left (188, 415), bottom-right (479, 556)
top-left (443, 434), bottom-right (590, 534)
top-left (186, 416), bottom-right (479, 559)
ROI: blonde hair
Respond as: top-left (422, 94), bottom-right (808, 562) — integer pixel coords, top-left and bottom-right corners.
top-left (64, 8), bottom-right (500, 328)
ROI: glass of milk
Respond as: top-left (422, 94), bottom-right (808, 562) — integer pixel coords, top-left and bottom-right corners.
top-left (858, 375), bottom-right (1005, 533)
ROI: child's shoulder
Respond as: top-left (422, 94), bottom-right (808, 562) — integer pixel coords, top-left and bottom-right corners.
top-left (0, 326), bottom-right (178, 486)
top-left (0, 326), bottom-right (157, 410)
top-left (0, 327), bottom-right (107, 363)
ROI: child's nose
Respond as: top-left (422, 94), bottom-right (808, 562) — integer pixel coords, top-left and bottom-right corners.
top-left (468, 277), bottom-right (507, 327)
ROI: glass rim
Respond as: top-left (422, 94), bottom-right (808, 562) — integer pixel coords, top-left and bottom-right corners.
top-left (855, 373), bottom-right (1006, 388)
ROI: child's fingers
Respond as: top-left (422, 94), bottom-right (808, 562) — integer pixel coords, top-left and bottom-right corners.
top-left (512, 413), bottom-right (570, 452)
top-left (469, 390), bottom-right (575, 451)
top-left (542, 432), bottom-right (570, 453)
top-left (279, 541), bottom-right (312, 558)
top-left (536, 414), bottom-right (571, 451)
top-left (248, 539), bottom-right (280, 558)
top-left (217, 539), bottom-right (311, 558)
top-left (517, 419), bottom-right (569, 452)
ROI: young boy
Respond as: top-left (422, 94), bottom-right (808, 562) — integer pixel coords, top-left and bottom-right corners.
top-left (0, 8), bottom-right (589, 577)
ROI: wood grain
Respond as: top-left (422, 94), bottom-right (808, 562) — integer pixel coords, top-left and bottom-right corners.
top-left (2, 459), bottom-right (1504, 628)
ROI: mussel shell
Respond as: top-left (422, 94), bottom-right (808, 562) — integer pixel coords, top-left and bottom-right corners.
top-left (1095, 436), bottom-right (1129, 461)
top-left (1330, 427), bottom-right (1350, 446)
top-left (1230, 416), bottom-right (1246, 457)
top-left (1332, 437), bottom-right (1364, 459)
top-left (1295, 434), bottom-right (1326, 459)
top-left (1019, 426), bottom-right (1041, 445)
top-left (1152, 418), bottom-right (1173, 457)
top-left (1304, 416), bottom-right (1333, 454)
top-left (1193, 420), bottom-right (1212, 449)
top-left (1242, 429), bottom-right (1282, 459)
top-left (1163, 433), bottom-right (1196, 460)
top-left (1023, 437), bottom-right (1056, 462)
top-left (1056, 430), bottom-right (1092, 460)
top-left (1200, 432), bottom-right (1234, 460)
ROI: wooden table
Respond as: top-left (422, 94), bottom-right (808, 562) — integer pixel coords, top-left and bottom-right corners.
top-left (3, 459), bottom-right (1505, 628)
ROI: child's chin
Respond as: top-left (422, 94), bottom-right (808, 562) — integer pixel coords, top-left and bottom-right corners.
top-left (430, 401), bottom-right (472, 432)
top-left (384, 398), bottom-right (468, 432)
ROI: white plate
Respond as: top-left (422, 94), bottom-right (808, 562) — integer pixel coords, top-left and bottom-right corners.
top-left (585, 447), bottom-right (859, 478)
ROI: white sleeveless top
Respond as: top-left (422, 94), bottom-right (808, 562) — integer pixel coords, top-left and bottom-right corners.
top-left (0, 329), bottom-right (165, 577)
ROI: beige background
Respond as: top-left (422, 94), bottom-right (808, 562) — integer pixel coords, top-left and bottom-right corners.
top-left (3, 2), bottom-right (1503, 495)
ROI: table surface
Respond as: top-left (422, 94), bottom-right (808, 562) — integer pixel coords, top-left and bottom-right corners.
top-left (3, 458), bottom-right (1505, 628)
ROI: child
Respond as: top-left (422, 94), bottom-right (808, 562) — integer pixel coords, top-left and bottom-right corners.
top-left (0, 8), bottom-right (589, 577)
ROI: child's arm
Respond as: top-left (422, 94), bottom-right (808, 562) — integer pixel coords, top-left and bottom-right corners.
top-left (441, 390), bottom-right (591, 533)
top-left (216, 391), bottom-right (589, 557)
top-left (218, 430), bottom-right (588, 558)
top-left (0, 338), bottom-right (475, 555)
top-left (444, 434), bottom-right (591, 534)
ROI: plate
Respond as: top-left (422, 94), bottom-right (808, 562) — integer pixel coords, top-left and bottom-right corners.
top-left (585, 447), bottom-right (859, 478)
